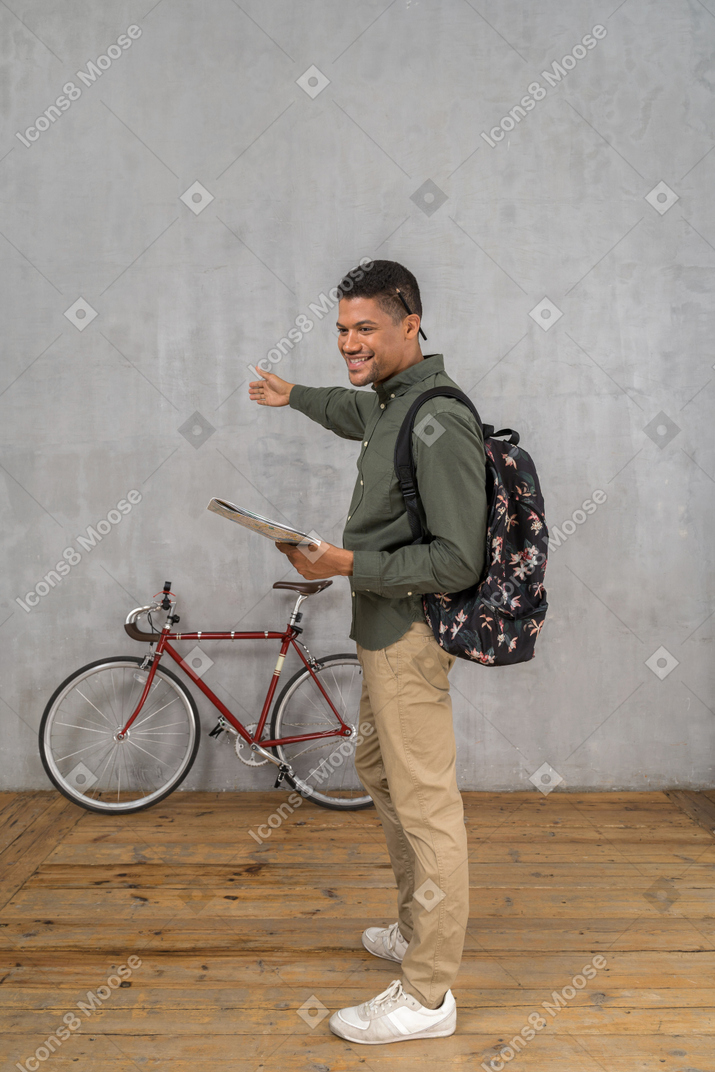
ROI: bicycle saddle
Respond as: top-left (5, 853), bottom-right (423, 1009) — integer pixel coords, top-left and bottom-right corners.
top-left (273, 580), bottom-right (333, 595)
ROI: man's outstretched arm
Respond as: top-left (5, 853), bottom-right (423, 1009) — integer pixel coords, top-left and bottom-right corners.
top-left (248, 369), bottom-right (356, 578)
top-left (249, 370), bottom-right (369, 441)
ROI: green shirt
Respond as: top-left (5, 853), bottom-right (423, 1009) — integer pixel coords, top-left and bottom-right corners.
top-left (289, 353), bottom-right (488, 650)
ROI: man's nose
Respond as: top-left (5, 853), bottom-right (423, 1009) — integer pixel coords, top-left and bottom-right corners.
top-left (342, 331), bottom-right (363, 352)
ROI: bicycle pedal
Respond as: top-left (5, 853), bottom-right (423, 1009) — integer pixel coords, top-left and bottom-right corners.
top-left (208, 722), bottom-right (225, 739)
top-left (273, 765), bottom-right (290, 788)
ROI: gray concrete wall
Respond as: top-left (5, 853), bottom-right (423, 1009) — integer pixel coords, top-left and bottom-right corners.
top-left (1, 0), bottom-right (713, 792)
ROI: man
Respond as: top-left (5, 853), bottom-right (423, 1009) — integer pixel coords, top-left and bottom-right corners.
top-left (248, 259), bottom-right (487, 1044)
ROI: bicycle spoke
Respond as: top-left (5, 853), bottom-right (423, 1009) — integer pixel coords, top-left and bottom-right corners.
top-left (85, 740), bottom-right (119, 796)
top-left (131, 748), bottom-right (155, 798)
top-left (59, 707), bottom-right (111, 732)
top-left (111, 666), bottom-right (120, 717)
top-left (75, 689), bottom-right (115, 726)
top-left (54, 722), bottom-right (114, 734)
top-left (281, 738), bottom-right (339, 763)
top-left (325, 667), bottom-right (347, 715)
top-left (281, 681), bottom-right (337, 730)
top-left (103, 743), bottom-right (121, 800)
top-left (55, 737), bottom-right (118, 764)
top-left (122, 735), bottom-right (153, 799)
top-left (98, 672), bottom-right (120, 730)
top-left (124, 738), bottom-right (179, 767)
top-left (131, 720), bottom-right (189, 731)
top-left (129, 695), bottom-right (180, 729)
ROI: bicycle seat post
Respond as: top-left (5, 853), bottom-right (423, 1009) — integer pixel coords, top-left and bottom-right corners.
top-left (289, 593), bottom-right (309, 628)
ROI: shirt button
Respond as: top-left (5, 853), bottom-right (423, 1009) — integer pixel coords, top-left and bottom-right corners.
top-left (360, 480), bottom-right (363, 485)
top-left (363, 441), bottom-right (368, 446)
top-left (352, 592), bottom-right (356, 597)
top-left (347, 514), bottom-right (351, 520)
top-left (380, 403), bottom-right (385, 409)
top-left (390, 393), bottom-right (395, 398)
top-left (407, 591), bottom-right (413, 595)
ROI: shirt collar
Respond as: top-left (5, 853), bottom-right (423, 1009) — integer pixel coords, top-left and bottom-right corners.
top-left (373, 354), bottom-right (445, 403)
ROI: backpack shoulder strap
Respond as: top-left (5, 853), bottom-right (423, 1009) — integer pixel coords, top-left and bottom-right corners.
top-left (394, 387), bottom-right (485, 544)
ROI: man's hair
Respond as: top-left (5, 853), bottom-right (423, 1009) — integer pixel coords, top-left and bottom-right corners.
top-left (336, 259), bottom-right (422, 326)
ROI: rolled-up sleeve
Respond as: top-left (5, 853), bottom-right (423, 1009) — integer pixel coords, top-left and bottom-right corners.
top-left (350, 405), bottom-right (488, 597)
top-left (289, 384), bottom-right (371, 441)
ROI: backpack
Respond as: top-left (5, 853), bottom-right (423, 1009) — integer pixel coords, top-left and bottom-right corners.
top-left (394, 386), bottom-right (549, 665)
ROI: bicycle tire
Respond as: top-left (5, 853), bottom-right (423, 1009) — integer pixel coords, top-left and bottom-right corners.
top-left (39, 656), bottom-right (201, 815)
top-left (270, 653), bottom-right (373, 811)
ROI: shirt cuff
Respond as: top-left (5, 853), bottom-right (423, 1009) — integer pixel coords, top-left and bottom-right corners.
top-left (288, 384), bottom-right (311, 412)
top-left (350, 550), bottom-right (383, 592)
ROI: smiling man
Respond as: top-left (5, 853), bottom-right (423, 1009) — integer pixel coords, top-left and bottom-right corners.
top-left (248, 259), bottom-right (488, 1045)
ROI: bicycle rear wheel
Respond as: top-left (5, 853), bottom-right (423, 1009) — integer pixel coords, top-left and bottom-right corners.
top-left (270, 653), bottom-right (373, 810)
top-left (39, 656), bottom-right (200, 814)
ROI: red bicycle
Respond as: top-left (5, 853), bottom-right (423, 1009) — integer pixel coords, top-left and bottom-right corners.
top-left (39, 580), bottom-right (371, 814)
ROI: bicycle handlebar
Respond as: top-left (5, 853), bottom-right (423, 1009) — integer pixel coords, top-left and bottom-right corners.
top-left (125, 604), bottom-right (164, 643)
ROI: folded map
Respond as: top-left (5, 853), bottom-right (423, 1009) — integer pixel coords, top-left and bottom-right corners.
top-left (207, 498), bottom-right (319, 546)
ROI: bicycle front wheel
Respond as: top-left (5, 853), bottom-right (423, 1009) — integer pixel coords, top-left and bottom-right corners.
top-left (39, 656), bottom-right (200, 814)
top-left (270, 653), bottom-right (373, 810)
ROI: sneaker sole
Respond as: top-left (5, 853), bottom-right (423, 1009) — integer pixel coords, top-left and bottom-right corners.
top-left (329, 1014), bottom-right (456, 1044)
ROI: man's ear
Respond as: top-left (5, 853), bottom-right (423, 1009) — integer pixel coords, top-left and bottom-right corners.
top-left (404, 314), bottom-right (420, 338)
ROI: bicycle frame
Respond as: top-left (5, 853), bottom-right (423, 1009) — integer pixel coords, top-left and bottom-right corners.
top-left (119, 600), bottom-right (354, 751)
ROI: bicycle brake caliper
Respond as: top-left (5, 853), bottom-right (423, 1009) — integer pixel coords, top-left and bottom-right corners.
top-left (296, 639), bottom-right (319, 671)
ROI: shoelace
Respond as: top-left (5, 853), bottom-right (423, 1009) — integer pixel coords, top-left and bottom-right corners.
top-left (364, 979), bottom-right (405, 1015)
top-left (384, 921), bottom-right (403, 953)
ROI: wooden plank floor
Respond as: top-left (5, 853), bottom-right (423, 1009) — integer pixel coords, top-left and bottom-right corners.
top-left (1, 790), bottom-right (714, 1072)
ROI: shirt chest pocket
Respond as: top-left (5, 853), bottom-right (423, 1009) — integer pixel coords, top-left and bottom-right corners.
top-left (350, 465), bottom-right (394, 520)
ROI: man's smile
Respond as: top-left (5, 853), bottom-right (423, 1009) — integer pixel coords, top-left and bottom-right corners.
top-left (345, 354), bottom-right (374, 369)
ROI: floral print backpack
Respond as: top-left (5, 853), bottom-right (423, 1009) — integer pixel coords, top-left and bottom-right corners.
top-left (394, 386), bottom-right (549, 665)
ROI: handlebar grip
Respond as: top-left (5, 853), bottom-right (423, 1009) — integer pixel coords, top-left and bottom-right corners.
top-left (125, 621), bottom-right (163, 643)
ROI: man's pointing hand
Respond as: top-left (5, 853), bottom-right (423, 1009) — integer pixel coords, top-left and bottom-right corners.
top-left (248, 370), bottom-right (294, 407)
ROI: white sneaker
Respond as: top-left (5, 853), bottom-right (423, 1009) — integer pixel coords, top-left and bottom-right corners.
top-left (361, 921), bottom-right (409, 963)
top-left (329, 979), bottom-right (456, 1044)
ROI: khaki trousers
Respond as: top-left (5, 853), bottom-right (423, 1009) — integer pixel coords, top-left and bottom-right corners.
top-left (354, 620), bottom-right (469, 1009)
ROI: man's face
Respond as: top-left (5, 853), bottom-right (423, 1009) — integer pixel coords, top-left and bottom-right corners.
top-left (336, 296), bottom-right (419, 387)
